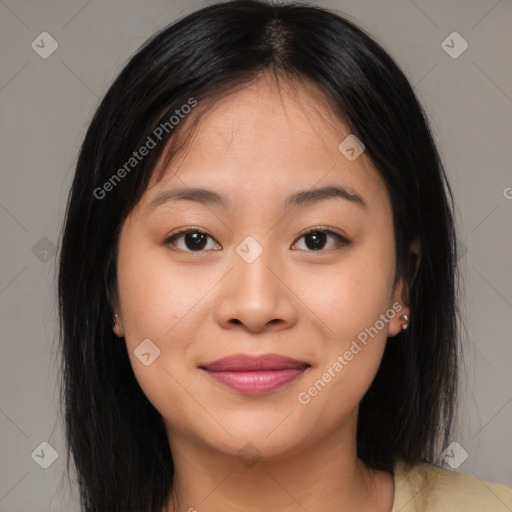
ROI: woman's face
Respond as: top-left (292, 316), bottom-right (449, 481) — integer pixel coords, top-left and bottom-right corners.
top-left (114, 77), bottom-right (413, 460)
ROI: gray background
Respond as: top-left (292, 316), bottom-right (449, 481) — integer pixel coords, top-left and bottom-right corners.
top-left (1, 0), bottom-right (511, 510)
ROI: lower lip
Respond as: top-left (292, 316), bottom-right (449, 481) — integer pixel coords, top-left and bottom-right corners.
top-left (203, 368), bottom-right (308, 394)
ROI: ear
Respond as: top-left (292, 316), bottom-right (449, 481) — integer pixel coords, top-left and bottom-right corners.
top-left (388, 238), bottom-right (421, 338)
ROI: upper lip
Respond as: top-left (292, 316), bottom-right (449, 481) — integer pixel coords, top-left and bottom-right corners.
top-left (200, 353), bottom-right (311, 372)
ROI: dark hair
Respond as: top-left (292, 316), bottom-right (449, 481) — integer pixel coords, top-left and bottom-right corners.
top-left (58, 1), bottom-right (460, 510)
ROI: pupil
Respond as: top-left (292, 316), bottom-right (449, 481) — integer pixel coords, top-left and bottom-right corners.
top-left (306, 232), bottom-right (326, 250)
top-left (186, 232), bottom-right (207, 250)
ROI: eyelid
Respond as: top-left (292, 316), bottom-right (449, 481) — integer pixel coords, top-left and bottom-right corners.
top-left (294, 225), bottom-right (349, 241)
top-left (164, 226), bottom-right (208, 241)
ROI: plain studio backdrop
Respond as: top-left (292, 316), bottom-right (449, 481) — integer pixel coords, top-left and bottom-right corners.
top-left (0, 0), bottom-right (511, 510)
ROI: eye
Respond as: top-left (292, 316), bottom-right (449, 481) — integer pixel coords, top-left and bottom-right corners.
top-left (291, 227), bottom-right (350, 252)
top-left (165, 226), bottom-right (350, 253)
top-left (165, 228), bottom-right (221, 252)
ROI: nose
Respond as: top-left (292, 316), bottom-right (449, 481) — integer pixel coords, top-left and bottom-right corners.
top-left (214, 244), bottom-right (298, 333)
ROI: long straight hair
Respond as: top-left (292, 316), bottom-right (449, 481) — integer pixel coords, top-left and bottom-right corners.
top-left (58, 1), bottom-right (460, 510)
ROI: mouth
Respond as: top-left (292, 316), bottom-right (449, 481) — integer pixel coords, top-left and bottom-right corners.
top-left (199, 353), bottom-right (311, 395)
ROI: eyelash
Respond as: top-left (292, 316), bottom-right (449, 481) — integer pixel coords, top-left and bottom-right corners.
top-left (164, 226), bottom-right (351, 253)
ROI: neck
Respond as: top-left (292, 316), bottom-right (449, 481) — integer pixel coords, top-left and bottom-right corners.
top-left (163, 412), bottom-right (394, 512)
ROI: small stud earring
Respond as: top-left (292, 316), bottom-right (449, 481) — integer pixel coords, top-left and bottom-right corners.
top-left (399, 314), bottom-right (409, 330)
top-left (113, 313), bottom-right (119, 327)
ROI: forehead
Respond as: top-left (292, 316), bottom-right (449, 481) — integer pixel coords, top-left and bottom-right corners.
top-left (139, 76), bottom-right (388, 215)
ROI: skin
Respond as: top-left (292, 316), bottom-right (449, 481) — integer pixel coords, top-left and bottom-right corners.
top-left (112, 74), bottom-right (420, 512)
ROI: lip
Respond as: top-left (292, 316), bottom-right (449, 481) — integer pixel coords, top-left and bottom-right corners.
top-left (199, 353), bottom-right (311, 395)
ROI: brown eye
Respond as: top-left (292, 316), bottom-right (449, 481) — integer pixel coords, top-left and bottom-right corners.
top-left (292, 228), bottom-right (350, 252)
top-left (165, 229), bottom-right (221, 252)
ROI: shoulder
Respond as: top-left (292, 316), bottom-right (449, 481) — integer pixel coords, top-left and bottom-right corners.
top-left (391, 459), bottom-right (512, 512)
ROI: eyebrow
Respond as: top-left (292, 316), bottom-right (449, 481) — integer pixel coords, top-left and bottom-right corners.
top-left (144, 184), bottom-right (367, 215)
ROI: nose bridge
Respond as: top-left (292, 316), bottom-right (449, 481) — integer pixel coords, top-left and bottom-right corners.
top-left (214, 234), bottom-right (297, 332)
top-left (232, 234), bottom-right (279, 301)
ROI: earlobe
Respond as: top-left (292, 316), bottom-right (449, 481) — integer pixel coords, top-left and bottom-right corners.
top-left (388, 299), bottom-right (410, 338)
top-left (112, 312), bottom-right (124, 337)
top-left (388, 238), bottom-right (420, 338)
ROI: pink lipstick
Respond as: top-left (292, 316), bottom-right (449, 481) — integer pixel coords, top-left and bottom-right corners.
top-left (200, 353), bottom-right (310, 395)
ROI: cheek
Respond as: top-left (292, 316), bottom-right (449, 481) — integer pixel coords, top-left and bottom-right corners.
top-left (303, 242), bottom-right (396, 344)
top-left (116, 231), bottom-right (232, 404)
top-left (117, 239), bottom-right (209, 342)
top-left (116, 252), bottom-right (202, 431)
top-left (295, 234), bottom-right (396, 406)
top-left (295, 267), bottom-right (393, 434)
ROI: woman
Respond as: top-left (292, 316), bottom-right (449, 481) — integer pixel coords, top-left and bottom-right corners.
top-left (57, 1), bottom-right (512, 511)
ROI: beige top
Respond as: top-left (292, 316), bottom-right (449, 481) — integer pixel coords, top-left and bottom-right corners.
top-left (391, 459), bottom-right (512, 511)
